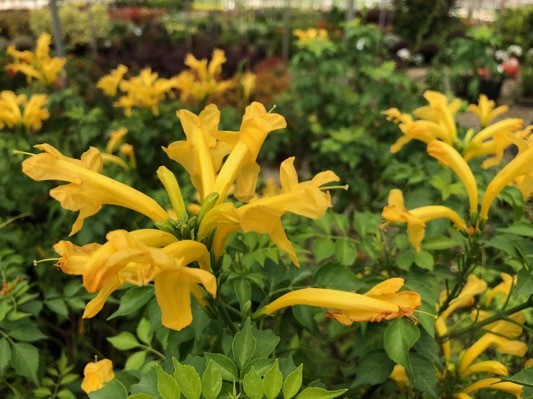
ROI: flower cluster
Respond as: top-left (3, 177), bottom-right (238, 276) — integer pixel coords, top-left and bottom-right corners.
top-left (391, 274), bottom-right (527, 398)
top-left (382, 91), bottom-right (533, 251)
top-left (20, 103), bottom-right (422, 334)
top-left (6, 33), bottom-right (66, 86)
top-left (97, 65), bottom-right (180, 117)
top-left (0, 91), bottom-right (49, 134)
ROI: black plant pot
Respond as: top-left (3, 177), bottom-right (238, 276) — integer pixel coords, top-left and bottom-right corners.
top-left (478, 78), bottom-right (504, 101)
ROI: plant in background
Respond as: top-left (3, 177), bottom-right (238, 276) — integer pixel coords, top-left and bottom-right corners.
top-left (6, 33), bottom-right (66, 87)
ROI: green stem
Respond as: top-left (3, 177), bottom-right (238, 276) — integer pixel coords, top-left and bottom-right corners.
top-left (438, 295), bottom-right (533, 341)
top-left (215, 298), bottom-right (238, 335)
top-left (142, 345), bottom-right (166, 360)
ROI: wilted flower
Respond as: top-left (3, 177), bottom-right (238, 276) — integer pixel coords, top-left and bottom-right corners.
top-left (81, 359), bottom-right (114, 393)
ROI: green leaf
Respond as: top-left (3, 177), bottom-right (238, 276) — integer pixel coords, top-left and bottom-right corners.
top-left (11, 342), bottom-right (39, 384)
top-left (128, 395), bottom-right (156, 399)
top-left (414, 250), bottom-right (434, 271)
top-left (496, 221), bottom-right (533, 237)
top-left (263, 360), bottom-right (283, 399)
top-left (313, 263), bottom-right (364, 291)
top-left (295, 387), bottom-right (347, 399)
top-left (6, 321), bottom-right (47, 342)
top-left (234, 278), bottom-right (252, 311)
top-left (156, 364), bottom-right (180, 399)
top-left (202, 361), bottom-right (223, 399)
top-left (107, 332), bottom-right (141, 350)
top-left (204, 353), bottom-right (239, 381)
top-left (283, 364), bottom-right (303, 399)
top-left (46, 298), bottom-right (69, 318)
top-left (244, 358), bottom-right (275, 376)
top-left (0, 338), bottom-right (11, 375)
top-left (125, 350), bottom-right (147, 371)
top-left (384, 319), bottom-right (420, 375)
top-left (251, 328), bottom-right (280, 359)
top-left (56, 389), bottom-right (76, 399)
top-left (352, 349), bottom-right (394, 387)
top-left (334, 238), bottom-right (357, 266)
top-left (422, 235), bottom-right (458, 250)
top-left (108, 286), bottom-right (154, 320)
top-left (502, 367), bottom-right (533, 388)
top-left (313, 238), bottom-right (336, 262)
top-left (88, 380), bottom-right (128, 399)
top-left (409, 353), bottom-right (438, 397)
top-left (173, 359), bottom-right (202, 399)
top-left (396, 249), bottom-right (415, 271)
top-left (515, 269), bottom-right (533, 296)
top-left (33, 387), bottom-right (53, 397)
top-left (243, 367), bottom-right (263, 399)
top-left (137, 318), bottom-right (152, 345)
top-left (232, 319), bottom-right (256, 369)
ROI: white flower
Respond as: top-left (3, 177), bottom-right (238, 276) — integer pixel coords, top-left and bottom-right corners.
top-left (507, 45), bottom-right (523, 57)
top-left (494, 49), bottom-right (508, 62)
top-left (396, 48), bottom-right (411, 61)
top-left (356, 38), bottom-right (366, 51)
top-left (413, 53), bottom-right (425, 66)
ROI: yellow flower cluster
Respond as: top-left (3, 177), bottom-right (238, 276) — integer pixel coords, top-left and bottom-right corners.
top-left (174, 49), bottom-right (234, 105)
top-left (0, 91), bottom-right (49, 134)
top-left (25, 103), bottom-right (416, 332)
top-left (293, 28), bottom-right (329, 42)
top-left (97, 65), bottom-right (180, 117)
top-left (391, 274), bottom-right (527, 398)
top-left (6, 33), bottom-right (66, 86)
top-left (382, 91), bottom-right (533, 252)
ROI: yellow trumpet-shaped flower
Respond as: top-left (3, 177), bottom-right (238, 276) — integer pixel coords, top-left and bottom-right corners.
top-left (198, 157), bottom-right (340, 266)
top-left (22, 144), bottom-right (168, 235)
top-left (382, 189), bottom-right (467, 252)
top-left (81, 359), bottom-right (114, 394)
top-left (105, 127), bottom-right (128, 154)
top-left (459, 313), bottom-right (527, 374)
top-left (484, 273), bottom-right (515, 306)
top-left (0, 91), bottom-right (49, 133)
top-left (480, 145), bottom-right (533, 221)
top-left (427, 141), bottom-right (479, 216)
top-left (293, 28), bottom-right (329, 42)
top-left (413, 90), bottom-right (461, 144)
top-left (468, 94), bottom-right (509, 127)
top-left (254, 278), bottom-right (421, 325)
top-left (6, 33), bottom-right (65, 85)
top-left (175, 49), bottom-right (233, 104)
top-left (454, 378), bottom-right (523, 399)
top-left (97, 64), bottom-right (129, 97)
top-left (54, 229), bottom-right (216, 331)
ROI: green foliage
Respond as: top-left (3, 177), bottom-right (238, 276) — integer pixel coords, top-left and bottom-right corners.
top-left (495, 5), bottom-right (533, 50)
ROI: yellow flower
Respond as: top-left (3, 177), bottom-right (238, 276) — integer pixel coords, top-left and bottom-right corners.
top-left (382, 189), bottom-right (467, 252)
top-left (427, 141), bottom-right (479, 217)
top-left (454, 378), bottom-right (523, 399)
top-left (389, 364), bottom-right (410, 391)
top-left (484, 273), bottom-right (515, 306)
top-left (81, 359), bottom-right (114, 393)
top-left (198, 157), bottom-right (340, 266)
top-left (463, 118), bottom-right (523, 160)
top-left (0, 91), bottom-right (49, 133)
top-left (413, 90), bottom-right (461, 144)
top-left (97, 64), bottom-right (128, 97)
top-left (480, 145), bottom-right (533, 221)
top-left (22, 144), bottom-right (168, 235)
top-left (6, 33), bottom-right (65, 85)
top-left (240, 72), bottom-right (256, 101)
top-left (254, 278), bottom-right (421, 325)
top-left (293, 28), bottom-right (329, 42)
top-left (468, 94), bottom-right (509, 127)
top-left (54, 229), bottom-right (216, 331)
top-left (175, 49), bottom-right (233, 104)
top-left (105, 127), bottom-right (128, 154)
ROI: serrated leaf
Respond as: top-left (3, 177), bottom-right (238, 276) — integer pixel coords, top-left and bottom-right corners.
top-left (108, 286), bottom-right (154, 320)
top-left (295, 387), bottom-right (347, 399)
top-left (251, 328), bottom-right (280, 359)
top-left (126, 350), bottom-right (147, 370)
top-left (11, 342), bottom-right (39, 384)
top-left (283, 364), bottom-right (303, 399)
top-left (244, 358), bottom-right (275, 376)
top-left (107, 332), bottom-right (141, 350)
top-left (204, 353), bottom-right (238, 381)
top-left (263, 360), bottom-right (283, 399)
top-left (232, 319), bottom-right (256, 369)
top-left (6, 321), bottom-right (47, 342)
top-left (0, 338), bottom-right (11, 374)
top-left (202, 361), bottom-right (223, 399)
top-left (384, 319), bottom-right (420, 376)
top-left (88, 380), bottom-right (128, 399)
top-left (156, 364), bottom-right (180, 399)
top-left (234, 279), bottom-right (252, 311)
top-left (515, 269), bottom-right (533, 296)
top-left (408, 353), bottom-right (438, 397)
top-left (502, 367), bottom-right (533, 387)
top-left (173, 359), bottom-right (202, 399)
top-left (243, 367), bottom-right (263, 399)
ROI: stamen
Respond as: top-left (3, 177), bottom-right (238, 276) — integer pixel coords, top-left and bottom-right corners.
top-left (33, 257), bottom-right (60, 266)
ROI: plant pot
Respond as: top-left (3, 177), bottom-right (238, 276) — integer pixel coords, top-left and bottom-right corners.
top-left (478, 78), bottom-right (504, 101)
